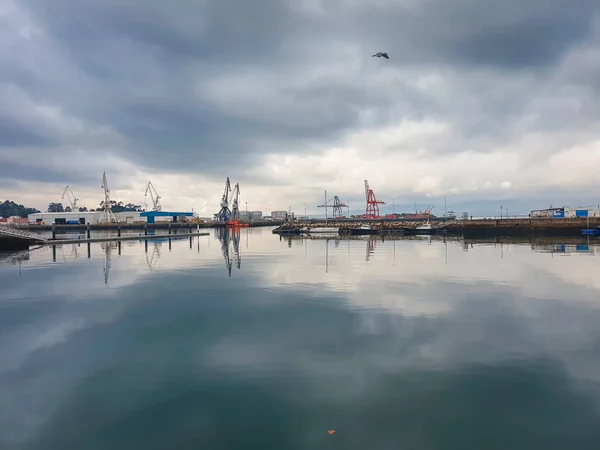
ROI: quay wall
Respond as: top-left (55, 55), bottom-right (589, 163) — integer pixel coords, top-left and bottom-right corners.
top-left (0, 236), bottom-right (39, 251)
top-left (275, 218), bottom-right (600, 237)
top-left (443, 218), bottom-right (600, 237)
top-left (11, 220), bottom-right (283, 232)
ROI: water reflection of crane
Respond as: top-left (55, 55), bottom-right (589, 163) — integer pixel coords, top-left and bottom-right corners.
top-left (231, 227), bottom-right (241, 269)
top-left (101, 241), bottom-right (117, 284)
top-left (366, 238), bottom-right (376, 261)
top-left (146, 242), bottom-right (161, 270)
top-left (215, 227), bottom-right (242, 276)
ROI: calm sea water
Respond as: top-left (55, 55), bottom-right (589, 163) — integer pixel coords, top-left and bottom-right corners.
top-left (2, 228), bottom-right (600, 449)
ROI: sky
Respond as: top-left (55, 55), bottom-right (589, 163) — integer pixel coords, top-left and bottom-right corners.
top-left (1, 0), bottom-right (600, 217)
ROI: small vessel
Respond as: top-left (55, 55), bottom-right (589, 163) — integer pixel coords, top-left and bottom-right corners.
top-left (272, 226), bottom-right (302, 235)
top-left (339, 224), bottom-right (378, 235)
top-left (442, 210), bottom-right (457, 220)
top-left (414, 222), bottom-right (434, 234)
top-left (278, 229), bottom-right (303, 236)
top-left (226, 219), bottom-right (249, 228)
top-left (303, 227), bottom-right (339, 234)
top-left (402, 218), bottom-right (436, 235)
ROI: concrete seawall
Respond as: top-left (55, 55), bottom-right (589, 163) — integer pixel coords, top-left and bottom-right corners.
top-left (0, 236), bottom-right (41, 251)
top-left (274, 218), bottom-right (600, 237)
top-left (17, 220), bottom-right (283, 232)
top-left (442, 218), bottom-right (600, 237)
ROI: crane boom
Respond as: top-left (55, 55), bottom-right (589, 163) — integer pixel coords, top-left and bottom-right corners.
top-left (144, 182), bottom-right (162, 211)
top-left (215, 177), bottom-right (232, 221)
top-left (99, 171), bottom-right (117, 223)
top-left (61, 185), bottom-right (79, 211)
top-left (231, 183), bottom-right (240, 220)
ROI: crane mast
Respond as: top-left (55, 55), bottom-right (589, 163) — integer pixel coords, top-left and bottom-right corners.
top-left (231, 183), bottom-right (240, 221)
top-left (215, 177), bottom-right (232, 221)
top-left (99, 171), bottom-right (117, 223)
top-left (61, 185), bottom-right (79, 211)
top-left (144, 182), bottom-right (162, 211)
top-left (364, 179), bottom-right (385, 218)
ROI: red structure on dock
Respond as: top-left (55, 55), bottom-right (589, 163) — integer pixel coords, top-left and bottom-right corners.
top-left (364, 180), bottom-right (385, 219)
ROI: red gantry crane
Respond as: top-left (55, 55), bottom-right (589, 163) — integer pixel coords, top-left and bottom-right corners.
top-left (364, 180), bottom-right (385, 219)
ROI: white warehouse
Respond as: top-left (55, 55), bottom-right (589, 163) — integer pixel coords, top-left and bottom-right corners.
top-left (28, 211), bottom-right (144, 225)
top-left (271, 210), bottom-right (287, 220)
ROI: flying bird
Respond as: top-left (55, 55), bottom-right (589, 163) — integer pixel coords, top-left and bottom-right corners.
top-left (372, 52), bottom-right (389, 59)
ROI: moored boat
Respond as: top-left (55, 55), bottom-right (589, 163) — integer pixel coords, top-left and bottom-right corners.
top-left (303, 227), bottom-right (339, 234)
top-left (403, 222), bottom-right (436, 235)
top-left (339, 224), bottom-right (378, 235)
top-left (226, 219), bottom-right (249, 227)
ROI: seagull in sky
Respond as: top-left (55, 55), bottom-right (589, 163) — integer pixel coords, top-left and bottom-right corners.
top-left (372, 52), bottom-right (389, 59)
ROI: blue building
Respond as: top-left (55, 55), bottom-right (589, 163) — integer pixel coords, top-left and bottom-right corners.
top-left (140, 211), bottom-right (193, 224)
top-left (531, 206), bottom-right (598, 219)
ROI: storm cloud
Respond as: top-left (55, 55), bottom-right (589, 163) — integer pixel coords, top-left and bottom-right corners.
top-left (1, 0), bottom-right (599, 215)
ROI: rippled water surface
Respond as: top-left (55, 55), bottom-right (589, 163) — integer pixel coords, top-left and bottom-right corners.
top-left (2, 228), bottom-right (600, 449)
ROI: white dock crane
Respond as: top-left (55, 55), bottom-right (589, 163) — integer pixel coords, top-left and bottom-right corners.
top-left (231, 183), bottom-right (240, 221)
top-left (99, 171), bottom-right (117, 223)
top-left (215, 177), bottom-right (232, 221)
top-left (61, 185), bottom-right (79, 211)
top-left (144, 181), bottom-right (162, 211)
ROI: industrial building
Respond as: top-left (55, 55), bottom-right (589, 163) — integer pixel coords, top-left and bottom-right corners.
top-left (28, 211), bottom-right (144, 225)
top-left (530, 206), bottom-right (599, 218)
top-left (271, 210), bottom-right (287, 220)
top-left (0, 217), bottom-right (28, 224)
top-left (239, 210), bottom-right (263, 221)
top-left (28, 210), bottom-right (196, 225)
top-left (140, 211), bottom-right (193, 224)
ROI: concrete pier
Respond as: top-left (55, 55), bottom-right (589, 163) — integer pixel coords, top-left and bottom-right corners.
top-left (44, 232), bottom-right (209, 246)
top-left (274, 218), bottom-right (600, 237)
top-left (18, 220), bottom-right (283, 232)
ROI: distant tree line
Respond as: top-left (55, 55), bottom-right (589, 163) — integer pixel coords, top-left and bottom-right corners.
top-left (1, 199), bottom-right (143, 217)
top-left (0, 200), bottom-right (40, 218)
top-left (47, 201), bottom-right (142, 213)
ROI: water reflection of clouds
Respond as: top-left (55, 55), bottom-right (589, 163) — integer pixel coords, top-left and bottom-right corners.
top-left (257, 237), bottom-right (600, 314)
top-left (2, 232), bottom-right (600, 447)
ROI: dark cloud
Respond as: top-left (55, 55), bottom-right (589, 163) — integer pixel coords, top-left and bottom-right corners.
top-left (0, 162), bottom-right (92, 185)
top-left (0, 121), bottom-right (55, 147)
top-left (1, 0), bottom-right (599, 211)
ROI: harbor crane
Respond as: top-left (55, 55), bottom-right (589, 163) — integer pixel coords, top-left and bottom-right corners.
top-left (61, 185), bottom-right (79, 211)
top-left (365, 180), bottom-right (385, 218)
top-left (231, 183), bottom-right (241, 221)
top-left (99, 171), bottom-right (117, 223)
top-left (215, 177), bottom-right (232, 222)
top-left (144, 181), bottom-right (162, 211)
top-left (318, 193), bottom-right (348, 219)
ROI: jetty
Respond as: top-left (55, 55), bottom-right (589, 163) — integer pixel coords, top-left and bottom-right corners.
top-left (0, 226), bottom-right (47, 251)
top-left (44, 232), bottom-right (209, 245)
top-left (440, 217), bottom-right (600, 237)
top-left (0, 225), bottom-right (209, 251)
top-left (273, 217), bottom-right (600, 237)
top-left (16, 220), bottom-right (282, 232)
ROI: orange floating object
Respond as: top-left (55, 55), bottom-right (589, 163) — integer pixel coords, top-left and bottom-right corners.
top-left (327, 430), bottom-right (336, 435)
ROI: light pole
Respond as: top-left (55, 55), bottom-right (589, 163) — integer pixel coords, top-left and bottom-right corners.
top-left (303, 202), bottom-right (307, 220)
top-left (444, 196), bottom-right (447, 219)
top-left (245, 201), bottom-right (248, 220)
top-left (392, 197), bottom-right (395, 215)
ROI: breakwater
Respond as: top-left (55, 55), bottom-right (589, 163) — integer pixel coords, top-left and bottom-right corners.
top-left (274, 218), bottom-right (600, 237)
top-left (14, 220), bottom-right (283, 232)
top-left (442, 218), bottom-right (600, 237)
